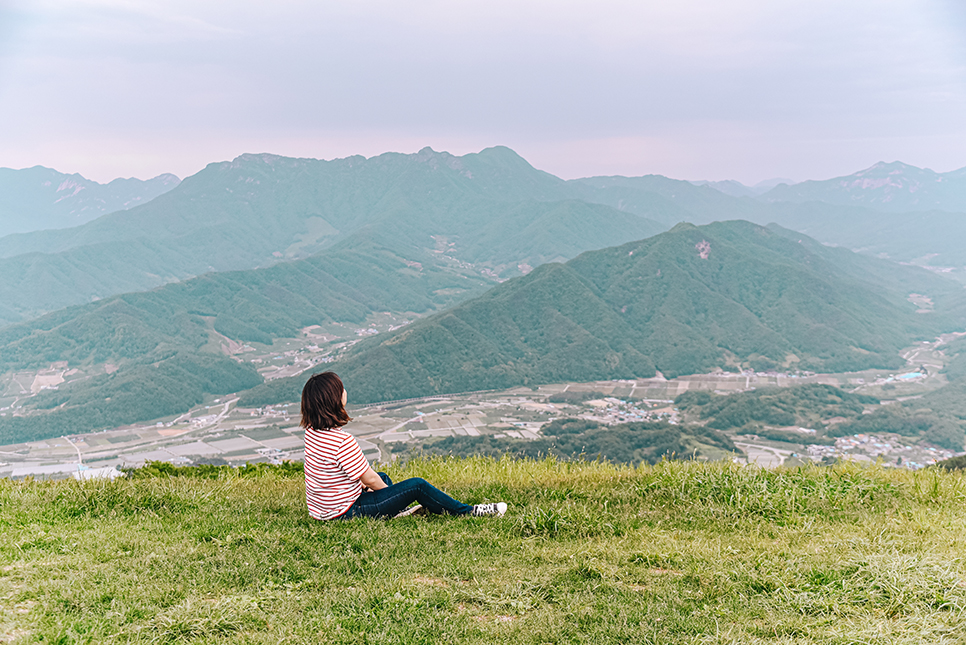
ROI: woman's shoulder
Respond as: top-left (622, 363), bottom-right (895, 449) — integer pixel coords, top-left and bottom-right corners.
top-left (306, 426), bottom-right (352, 441)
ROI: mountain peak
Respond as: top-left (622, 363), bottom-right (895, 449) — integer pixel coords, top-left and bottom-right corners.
top-left (752, 177), bottom-right (796, 191)
top-left (151, 173), bottom-right (181, 185)
top-left (231, 153), bottom-right (288, 166)
top-left (856, 161), bottom-right (924, 177)
top-left (477, 145), bottom-right (523, 159)
top-left (471, 146), bottom-right (534, 168)
top-left (668, 221), bottom-right (698, 233)
top-left (411, 146), bottom-right (463, 173)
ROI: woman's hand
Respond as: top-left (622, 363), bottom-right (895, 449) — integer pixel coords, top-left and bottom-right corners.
top-left (359, 466), bottom-right (388, 491)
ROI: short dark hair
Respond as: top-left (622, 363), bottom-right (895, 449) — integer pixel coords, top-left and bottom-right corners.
top-left (300, 372), bottom-right (351, 430)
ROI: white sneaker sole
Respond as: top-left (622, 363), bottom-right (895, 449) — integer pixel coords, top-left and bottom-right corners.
top-left (393, 505), bottom-right (426, 519)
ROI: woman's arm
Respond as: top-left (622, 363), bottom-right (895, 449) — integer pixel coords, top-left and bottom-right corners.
top-left (359, 466), bottom-right (388, 491)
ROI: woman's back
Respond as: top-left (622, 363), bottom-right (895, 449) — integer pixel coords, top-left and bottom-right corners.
top-left (304, 427), bottom-right (369, 520)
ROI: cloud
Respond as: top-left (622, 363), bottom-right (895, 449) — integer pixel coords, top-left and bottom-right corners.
top-left (0, 0), bottom-right (963, 183)
top-left (21, 0), bottom-right (241, 43)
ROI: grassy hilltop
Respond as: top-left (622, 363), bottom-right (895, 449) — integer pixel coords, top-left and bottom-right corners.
top-left (3, 458), bottom-right (966, 644)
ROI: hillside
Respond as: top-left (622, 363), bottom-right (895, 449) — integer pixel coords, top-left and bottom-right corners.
top-left (898, 335), bottom-right (966, 440)
top-left (0, 166), bottom-right (179, 237)
top-left (0, 236), bottom-right (498, 444)
top-left (394, 418), bottom-right (737, 465)
top-left (0, 148), bottom-right (665, 325)
top-left (762, 202), bottom-right (966, 270)
top-left (761, 161), bottom-right (966, 213)
top-left (578, 172), bottom-right (966, 270)
top-left (242, 220), bottom-right (966, 407)
top-left (675, 384), bottom-right (879, 434)
top-left (3, 458), bottom-right (965, 643)
top-left (0, 239), bottom-right (491, 373)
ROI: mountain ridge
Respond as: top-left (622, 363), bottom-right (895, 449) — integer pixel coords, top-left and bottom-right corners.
top-left (0, 236), bottom-right (499, 444)
top-left (240, 220), bottom-right (966, 407)
top-left (0, 148), bottom-right (665, 325)
top-left (760, 161), bottom-right (966, 212)
top-left (0, 166), bottom-right (180, 237)
top-left (3, 147), bottom-right (966, 332)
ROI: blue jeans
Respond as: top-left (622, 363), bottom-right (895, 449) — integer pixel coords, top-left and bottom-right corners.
top-left (340, 472), bottom-right (472, 519)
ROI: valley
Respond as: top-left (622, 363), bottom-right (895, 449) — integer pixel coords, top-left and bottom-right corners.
top-left (3, 329), bottom-right (961, 480)
top-left (0, 308), bottom-right (421, 431)
top-left (3, 218), bottom-right (966, 466)
top-left (239, 220), bottom-right (966, 409)
top-left (2, 154), bottom-right (966, 479)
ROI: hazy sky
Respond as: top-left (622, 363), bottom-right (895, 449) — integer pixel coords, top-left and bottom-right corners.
top-left (1, 0), bottom-right (964, 184)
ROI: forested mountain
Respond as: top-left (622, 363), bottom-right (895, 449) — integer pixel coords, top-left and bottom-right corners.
top-left (0, 238), bottom-right (487, 372)
top-left (574, 165), bottom-right (966, 269)
top-left (555, 171), bottom-right (966, 270)
top-left (0, 166), bottom-right (179, 237)
top-left (4, 148), bottom-right (966, 329)
top-left (0, 148), bottom-right (665, 325)
top-left (574, 175), bottom-right (966, 268)
top-left (759, 203), bottom-right (966, 269)
top-left (10, 218), bottom-right (961, 442)
top-left (0, 236), bottom-right (494, 443)
top-left (761, 161), bottom-right (966, 213)
top-left (240, 220), bottom-right (966, 407)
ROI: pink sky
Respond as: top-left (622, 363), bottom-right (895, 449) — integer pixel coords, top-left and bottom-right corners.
top-left (1, 0), bottom-right (964, 184)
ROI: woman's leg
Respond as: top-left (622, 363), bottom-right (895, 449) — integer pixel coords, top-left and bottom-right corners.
top-left (343, 478), bottom-right (472, 519)
top-left (404, 478), bottom-right (473, 516)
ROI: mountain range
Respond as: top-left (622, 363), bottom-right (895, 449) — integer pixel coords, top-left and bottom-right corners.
top-left (5, 149), bottom-right (966, 329)
top-left (687, 161), bottom-right (966, 213)
top-left (0, 148), bottom-right (665, 326)
top-left (0, 166), bottom-right (180, 237)
top-left (6, 218), bottom-right (963, 443)
top-left (758, 161), bottom-right (966, 213)
top-left (0, 234), bottom-right (495, 444)
top-left (2, 148), bottom-right (966, 444)
top-left (239, 220), bottom-right (966, 407)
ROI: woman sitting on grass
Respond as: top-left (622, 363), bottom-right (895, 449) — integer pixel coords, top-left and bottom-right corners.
top-left (301, 371), bottom-right (507, 521)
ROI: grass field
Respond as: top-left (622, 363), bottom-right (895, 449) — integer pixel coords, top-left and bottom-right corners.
top-left (2, 458), bottom-right (966, 644)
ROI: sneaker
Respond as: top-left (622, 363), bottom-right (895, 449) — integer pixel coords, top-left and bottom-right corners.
top-left (393, 505), bottom-right (427, 519)
top-left (470, 502), bottom-right (507, 517)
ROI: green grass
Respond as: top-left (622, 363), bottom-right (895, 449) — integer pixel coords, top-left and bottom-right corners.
top-left (3, 458), bottom-right (966, 643)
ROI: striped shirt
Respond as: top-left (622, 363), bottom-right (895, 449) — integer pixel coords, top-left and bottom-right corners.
top-left (304, 427), bottom-right (370, 520)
